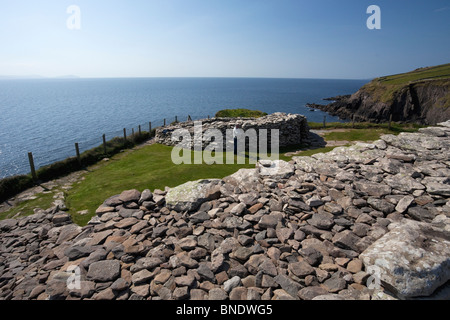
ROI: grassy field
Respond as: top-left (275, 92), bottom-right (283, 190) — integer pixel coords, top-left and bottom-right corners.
top-left (1, 121), bottom-right (424, 225)
top-left (361, 63), bottom-right (450, 103)
top-left (66, 144), bottom-right (288, 225)
top-left (215, 109), bottom-right (268, 118)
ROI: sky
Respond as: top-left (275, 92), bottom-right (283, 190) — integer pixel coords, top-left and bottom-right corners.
top-left (0, 0), bottom-right (449, 79)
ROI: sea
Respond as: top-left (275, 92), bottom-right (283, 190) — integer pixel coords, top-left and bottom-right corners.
top-left (0, 77), bottom-right (368, 178)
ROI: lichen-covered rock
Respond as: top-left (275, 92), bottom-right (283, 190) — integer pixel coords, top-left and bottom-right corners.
top-left (360, 219), bottom-right (450, 298)
top-left (165, 179), bottom-right (223, 212)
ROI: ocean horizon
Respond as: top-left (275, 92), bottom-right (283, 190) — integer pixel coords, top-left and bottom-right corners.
top-left (0, 77), bottom-right (368, 178)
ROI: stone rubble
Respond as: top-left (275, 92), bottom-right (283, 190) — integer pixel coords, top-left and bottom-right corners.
top-left (1, 120), bottom-right (449, 300)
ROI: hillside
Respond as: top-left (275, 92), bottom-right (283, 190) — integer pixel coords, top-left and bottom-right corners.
top-left (313, 63), bottom-right (450, 125)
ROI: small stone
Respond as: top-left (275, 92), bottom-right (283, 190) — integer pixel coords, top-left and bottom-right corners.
top-left (324, 202), bottom-right (343, 215)
top-left (234, 247), bottom-right (253, 261)
top-left (87, 260), bottom-right (121, 282)
top-left (248, 203), bottom-right (263, 214)
top-left (208, 288), bottom-right (228, 300)
top-left (173, 286), bottom-right (190, 300)
top-left (197, 264), bottom-right (215, 282)
top-left (306, 195), bottom-right (323, 207)
top-left (132, 269), bottom-right (153, 285)
top-left (323, 273), bottom-right (347, 293)
top-left (347, 259), bottom-right (363, 273)
top-left (224, 276), bottom-right (241, 293)
top-left (395, 195), bottom-right (415, 213)
top-left (298, 286), bottom-right (329, 300)
top-left (332, 230), bottom-right (361, 252)
top-left (177, 237), bottom-right (198, 250)
top-left (258, 215), bottom-right (279, 229)
top-left (119, 189), bottom-right (141, 203)
top-left (229, 287), bottom-right (248, 300)
top-left (272, 289), bottom-right (296, 300)
top-left (94, 288), bottom-right (116, 300)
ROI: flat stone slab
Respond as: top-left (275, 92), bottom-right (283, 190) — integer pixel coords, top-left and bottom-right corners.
top-left (360, 219), bottom-right (450, 298)
top-left (165, 179), bottom-right (223, 212)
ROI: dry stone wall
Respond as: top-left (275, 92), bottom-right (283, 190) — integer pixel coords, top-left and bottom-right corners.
top-left (155, 113), bottom-right (310, 149)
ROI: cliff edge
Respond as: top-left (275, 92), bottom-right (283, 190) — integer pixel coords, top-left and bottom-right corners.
top-left (313, 63), bottom-right (450, 125)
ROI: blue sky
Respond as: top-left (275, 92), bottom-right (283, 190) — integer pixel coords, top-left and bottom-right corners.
top-left (0, 0), bottom-right (449, 79)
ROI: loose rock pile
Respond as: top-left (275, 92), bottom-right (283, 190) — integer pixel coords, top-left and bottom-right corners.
top-left (1, 121), bottom-right (449, 300)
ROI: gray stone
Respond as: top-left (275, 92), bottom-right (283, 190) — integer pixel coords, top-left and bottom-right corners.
top-left (119, 189), bottom-right (141, 203)
top-left (288, 261), bottom-right (315, 277)
top-left (332, 230), bottom-right (361, 252)
top-left (298, 286), bottom-right (329, 300)
top-left (258, 215), bottom-right (279, 229)
top-left (87, 260), bottom-right (121, 282)
top-left (0, 219), bottom-right (18, 231)
top-left (395, 195), bottom-right (415, 213)
top-left (209, 288), bottom-right (228, 300)
top-left (197, 264), bottom-right (215, 282)
top-left (354, 181), bottom-right (391, 197)
top-left (257, 160), bottom-right (295, 179)
top-left (189, 211), bottom-right (211, 224)
top-left (408, 206), bottom-right (436, 223)
top-left (64, 245), bottom-right (93, 260)
top-left (323, 273), bottom-right (347, 293)
top-left (308, 212), bottom-right (334, 230)
top-left (274, 274), bottom-right (301, 299)
top-left (367, 197), bottom-right (395, 215)
top-left (224, 276), bottom-right (241, 293)
top-left (360, 219), bottom-right (450, 298)
top-left (165, 179), bottom-right (222, 212)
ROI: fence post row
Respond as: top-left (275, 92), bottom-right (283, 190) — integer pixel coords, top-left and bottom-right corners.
top-left (25, 116), bottom-right (216, 181)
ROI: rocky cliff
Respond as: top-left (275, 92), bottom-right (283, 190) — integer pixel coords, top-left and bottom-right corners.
top-left (312, 64), bottom-right (450, 125)
top-left (1, 121), bottom-right (449, 301)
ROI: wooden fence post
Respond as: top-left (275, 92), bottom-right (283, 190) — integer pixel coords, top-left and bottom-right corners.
top-left (123, 128), bottom-right (127, 141)
top-left (138, 125), bottom-right (142, 136)
top-left (175, 116), bottom-right (178, 123)
top-left (164, 119), bottom-right (166, 127)
top-left (103, 134), bottom-right (107, 154)
top-left (28, 152), bottom-right (38, 183)
top-left (149, 122), bottom-right (152, 133)
top-left (75, 143), bottom-right (81, 166)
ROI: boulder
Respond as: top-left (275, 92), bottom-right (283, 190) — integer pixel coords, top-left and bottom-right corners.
top-left (165, 179), bottom-right (223, 212)
top-left (360, 219), bottom-right (450, 298)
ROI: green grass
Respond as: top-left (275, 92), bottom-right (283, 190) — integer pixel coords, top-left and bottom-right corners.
top-left (308, 121), bottom-right (424, 133)
top-left (2, 121), bottom-right (427, 225)
top-left (360, 63), bottom-right (450, 103)
top-left (0, 191), bottom-right (57, 220)
top-left (215, 109), bottom-right (268, 118)
top-left (66, 144), bottom-right (264, 225)
top-left (323, 128), bottom-right (388, 142)
top-left (378, 63), bottom-right (450, 85)
top-left (292, 146), bottom-right (338, 157)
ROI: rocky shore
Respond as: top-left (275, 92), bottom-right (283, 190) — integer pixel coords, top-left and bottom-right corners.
top-left (1, 121), bottom-right (449, 300)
